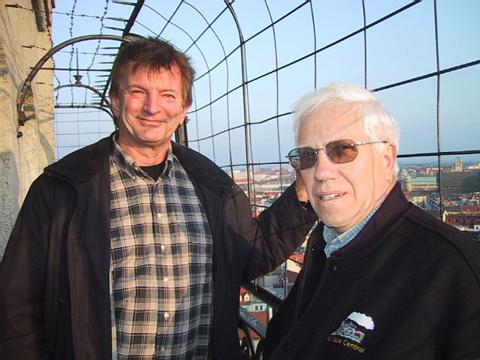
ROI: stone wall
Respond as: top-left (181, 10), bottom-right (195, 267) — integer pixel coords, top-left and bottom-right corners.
top-left (0, 1), bottom-right (55, 259)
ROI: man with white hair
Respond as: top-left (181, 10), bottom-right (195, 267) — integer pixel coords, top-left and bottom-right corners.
top-left (263, 83), bottom-right (480, 359)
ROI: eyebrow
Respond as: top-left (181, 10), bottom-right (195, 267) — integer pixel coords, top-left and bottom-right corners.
top-left (125, 84), bottom-right (179, 94)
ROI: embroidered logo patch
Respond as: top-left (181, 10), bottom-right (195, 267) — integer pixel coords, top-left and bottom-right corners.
top-left (326, 312), bottom-right (374, 353)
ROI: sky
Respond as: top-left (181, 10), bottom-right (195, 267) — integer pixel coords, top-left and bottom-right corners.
top-left (51, 0), bottom-right (480, 167)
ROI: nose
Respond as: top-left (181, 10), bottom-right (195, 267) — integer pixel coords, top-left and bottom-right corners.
top-left (313, 149), bottom-right (336, 181)
top-left (142, 92), bottom-right (162, 114)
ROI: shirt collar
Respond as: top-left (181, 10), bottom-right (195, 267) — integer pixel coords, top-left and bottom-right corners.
top-left (111, 134), bottom-right (174, 180)
top-left (323, 205), bottom-right (380, 257)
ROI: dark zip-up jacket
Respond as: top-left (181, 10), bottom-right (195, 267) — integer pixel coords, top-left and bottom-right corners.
top-left (0, 136), bottom-right (316, 359)
top-left (264, 183), bottom-right (480, 360)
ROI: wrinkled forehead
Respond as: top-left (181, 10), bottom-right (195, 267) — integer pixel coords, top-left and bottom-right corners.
top-left (297, 103), bottom-right (366, 144)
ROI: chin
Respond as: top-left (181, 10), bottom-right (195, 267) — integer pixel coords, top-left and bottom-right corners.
top-left (319, 212), bottom-right (350, 227)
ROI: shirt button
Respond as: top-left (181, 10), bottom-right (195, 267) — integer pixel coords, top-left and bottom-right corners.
top-left (160, 245), bottom-right (165, 252)
top-left (164, 312), bottom-right (170, 320)
top-left (163, 277), bottom-right (168, 283)
top-left (329, 263), bottom-right (338, 272)
top-left (157, 213), bottom-right (162, 219)
top-left (160, 346), bottom-right (166, 352)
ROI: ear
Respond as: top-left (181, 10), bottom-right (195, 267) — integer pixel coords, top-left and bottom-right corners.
top-left (383, 143), bottom-right (397, 181)
top-left (178, 105), bottom-right (189, 125)
top-left (295, 169), bottom-right (309, 203)
top-left (110, 94), bottom-right (120, 118)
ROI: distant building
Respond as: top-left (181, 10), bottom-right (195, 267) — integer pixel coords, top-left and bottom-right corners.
top-left (400, 174), bottom-right (437, 193)
top-left (454, 157), bottom-right (463, 172)
top-left (406, 194), bottom-right (427, 208)
top-left (411, 176), bottom-right (438, 192)
top-left (440, 170), bottom-right (480, 196)
top-left (239, 288), bottom-right (269, 312)
top-left (466, 163), bottom-right (480, 170)
top-left (399, 169), bottom-right (413, 192)
top-left (443, 209), bottom-right (480, 231)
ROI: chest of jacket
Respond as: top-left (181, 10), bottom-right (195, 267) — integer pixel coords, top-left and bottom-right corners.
top-left (266, 226), bottom-right (467, 360)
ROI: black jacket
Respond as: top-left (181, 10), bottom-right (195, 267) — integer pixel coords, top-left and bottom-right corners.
top-left (264, 183), bottom-right (480, 360)
top-left (0, 136), bottom-right (316, 359)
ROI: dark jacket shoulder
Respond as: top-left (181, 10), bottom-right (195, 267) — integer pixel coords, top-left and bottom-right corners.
top-left (405, 204), bottom-right (480, 282)
top-left (44, 137), bottom-right (111, 185)
top-left (172, 142), bottom-right (235, 195)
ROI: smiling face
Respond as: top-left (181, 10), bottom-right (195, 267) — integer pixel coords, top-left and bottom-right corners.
top-left (297, 103), bottom-right (397, 233)
top-left (110, 64), bottom-right (188, 164)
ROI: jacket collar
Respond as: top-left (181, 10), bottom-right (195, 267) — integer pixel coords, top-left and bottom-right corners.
top-left (331, 182), bottom-right (412, 257)
top-left (44, 134), bottom-right (232, 196)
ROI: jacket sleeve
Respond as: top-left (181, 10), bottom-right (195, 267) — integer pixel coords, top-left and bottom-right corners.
top-left (0, 176), bottom-right (52, 359)
top-left (225, 181), bottom-right (317, 281)
top-left (430, 238), bottom-right (480, 359)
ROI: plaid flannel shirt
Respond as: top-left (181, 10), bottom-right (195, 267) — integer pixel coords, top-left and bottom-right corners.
top-left (109, 139), bottom-right (213, 359)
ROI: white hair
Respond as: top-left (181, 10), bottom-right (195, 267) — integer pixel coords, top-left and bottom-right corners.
top-left (293, 82), bottom-right (400, 176)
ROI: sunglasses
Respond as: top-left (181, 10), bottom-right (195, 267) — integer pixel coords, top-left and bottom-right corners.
top-left (287, 140), bottom-right (387, 170)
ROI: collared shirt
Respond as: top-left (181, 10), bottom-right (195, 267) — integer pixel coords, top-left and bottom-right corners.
top-left (323, 208), bottom-right (378, 257)
top-left (109, 138), bottom-right (213, 359)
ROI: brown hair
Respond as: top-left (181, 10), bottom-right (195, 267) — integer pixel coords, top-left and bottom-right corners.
top-left (109, 37), bottom-right (195, 107)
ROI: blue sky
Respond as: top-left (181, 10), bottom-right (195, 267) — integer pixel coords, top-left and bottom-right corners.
top-left (52, 0), bottom-right (479, 166)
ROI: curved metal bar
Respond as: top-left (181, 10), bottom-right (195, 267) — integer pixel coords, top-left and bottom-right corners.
top-left (17, 34), bottom-right (133, 130)
top-left (55, 83), bottom-right (111, 106)
top-left (433, 0), bottom-right (444, 215)
top-left (264, 1), bottom-right (282, 193)
top-left (224, 0), bottom-right (253, 200)
top-left (182, 1), bottom-right (229, 163)
top-left (182, 2), bottom-right (234, 177)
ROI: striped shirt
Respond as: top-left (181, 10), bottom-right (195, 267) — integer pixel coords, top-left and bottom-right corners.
top-left (109, 138), bottom-right (213, 359)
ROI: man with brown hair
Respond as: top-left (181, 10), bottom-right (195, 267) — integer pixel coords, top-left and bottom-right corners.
top-left (0, 37), bottom-right (315, 359)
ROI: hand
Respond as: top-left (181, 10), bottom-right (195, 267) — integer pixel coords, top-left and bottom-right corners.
top-left (295, 170), bottom-right (309, 203)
